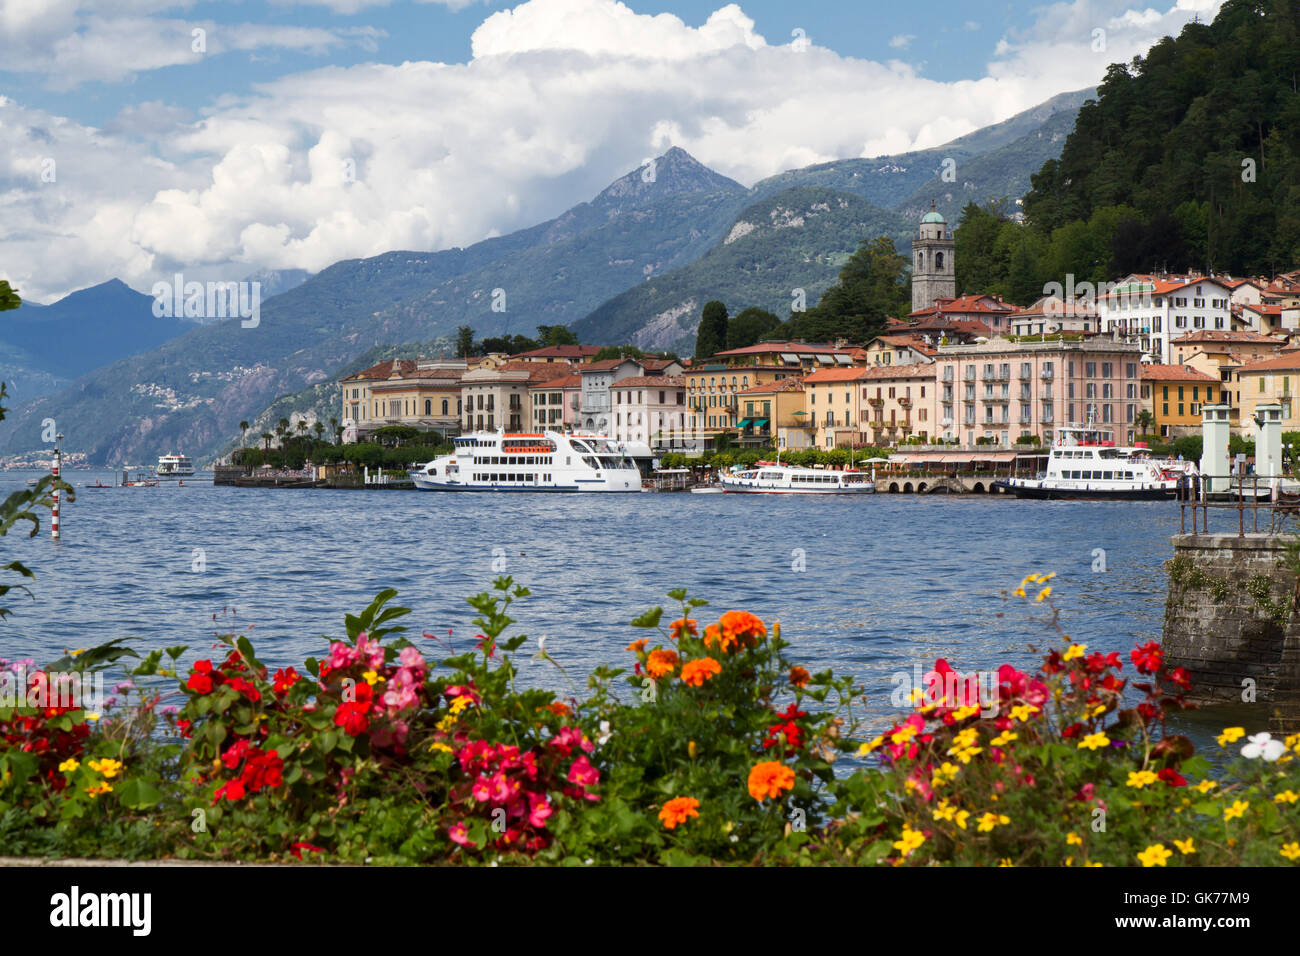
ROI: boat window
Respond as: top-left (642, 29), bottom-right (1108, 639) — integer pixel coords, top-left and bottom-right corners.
top-left (1103, 471), bottom-right (1113, 480)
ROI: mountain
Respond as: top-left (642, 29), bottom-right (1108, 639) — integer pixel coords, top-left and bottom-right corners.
top-left (0, 148), bottom-right (746, 465)
top-left (570, 187), bottom-right (911, 351)
top-left (0, 279), bottom-right (197, 400)
top-left (242, 268), bottom-right (313, 300)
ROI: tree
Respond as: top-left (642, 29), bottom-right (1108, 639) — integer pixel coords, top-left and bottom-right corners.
top-left (313, 421), bottom-right (325, 442)
top-left (330, 417), bottom-right (341, 443)
top-left (536, 325), bottom-right (579, 347)
top-left (1136, 410), bottom-right (1155, 431)
top-left (456, 326), bottom-right (475, 358)
top-left (954, 202), bottom-right (1008, 295)
top-left (694, 301), bottom-right (729, 359)
top-left (594, 345), bottom-right (645, 361)
top-left (0, 280), bottom-right (19, 313)
top-left (261, 432), bottom-right (272, 451)
top-left (239, 420), bottom-right (250, 447)
top-left (296, 420), bottom-right (308, 440)
top-left (726, 307), bottom-right (782, 350)
top-left (781, 237), bottom-right (910, 344)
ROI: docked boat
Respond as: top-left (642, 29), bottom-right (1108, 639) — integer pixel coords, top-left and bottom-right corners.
top-left (719, 461), bottom-right (875, 494)
top-left (411, 431), bottom-right (641, 492)
top-left (155, 453), bottom-right (195, 480)
top-left (995, 425), bottom-right (1185, 500)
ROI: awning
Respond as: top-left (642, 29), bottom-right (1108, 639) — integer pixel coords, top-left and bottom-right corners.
top-left (780, 352), bottom-right (800, 363)
top-left (814, 354), bottom-right (835, 364)
top-left (751, 418), bottom-right (769, 427)
top-left (736, 418), bottom-right (754, 428)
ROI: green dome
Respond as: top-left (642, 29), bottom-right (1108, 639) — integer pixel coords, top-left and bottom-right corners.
top-left (921, 210), bottom-right (946, 224)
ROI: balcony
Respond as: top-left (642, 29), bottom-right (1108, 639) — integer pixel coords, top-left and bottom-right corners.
top-left (897, 397), bottom-right (912, 408)
top-left (868, 397), bottom-right (885, 407)
top-left (777, 417), bottom-right (816, 430)
top-left (1040, 371), bottom-right (1054, 380)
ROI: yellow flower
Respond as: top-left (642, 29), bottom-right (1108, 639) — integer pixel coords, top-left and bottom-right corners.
top-left (1285, 733), bottom-right (1300, 752)
top-left (1281, 842), bottom-right (1300, 861)
top-left (890, 724), bottom-right (917, 745)
top-left (997, 858), bottom-right (1013, 867)
top-left (1063, 643), bottom-right (1087, 661)
top-left (1173, 838), bottom-right (1196, 855)
top-left (1137, 844), bottom-right (1173, 867)
top-left (1035, 586), bottom-right (1052, 602)
top-left (1078, 733), bottom-right (1110, 751)
top-left (85, 712), bottom-right (100, 722)
top-left (1216, 726), bottom-right (1246, 747)
top-left (906, 687), bottom-right (925, 705)
top-left (428, 741), bottom-right (453, 753)
top-left (948, 745), bottom-right (983, 765)
top-left (1064, 856), bottom-right (1073, 867)
top-left (84, 783), bottom-right (112, 797)
top-left (69, 648), bottom-right (86, 657)
top-left (976, 812), bottom-right (1010, 832)
top-left (932, 762), bottom-right (960, 786)
top-left (892, 824), bottom-right (926, 857)
top-left (1013, 587), bottom-right (1027, 598)
top-left (87, 758), bottom-right (123, 779)
top-left (950, 705), bottom-right (981, 722)
top-left (954, 810), bottom-right (970, 830)
top-left (1009, 704), bottom-right (1039, 722)
top-left (1194, 780), bottom-right (1218, 794)
top-left (1274, 790), bottom-right (1299, 804)
top-left (1085, 861), bottom-right (1103, 867)
top-left (361, 670), bottom-right (384, 685)
top-left (1223, 800), bottom-right (1249, 821)
top-left (932, 800), bottom-right (957, 822)
top-left (1126, 770), bottom-right (1159, 789)
top-left (58, 758), bottom-right (80, 773)
top-left (449, 695), bottom-right (474, 715)
top-left (1066, 833), bottom-right (1083, 846)
top-left (990, 731), bottom-right (1018, 748)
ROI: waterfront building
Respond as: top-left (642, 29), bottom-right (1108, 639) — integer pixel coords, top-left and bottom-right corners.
top-left (683, 358), bottom-right (814, 452)
top-left (910, 203), bottom-right (956, 313)
top-left (859, 364), bottom-right (937, 446)
top-left (861, 334), bottom-right (937, 367)
top-left (707, 341), bottom-right (859, 372)
top-left (907, 293), bottom-right (1016, 337)
top-left (735, 377), bottom-right (809, 449)
top-left (1096, 274), bottom-right (1235, 364)
top-left (932, 339), bottom-right (1144, 447)
top-left (528, 372), bottom-right (582, 431)
top-left (508, 344), bottom-right (604, 364)
top-left (1008, 295), bottom-right (1098, 337)
top-left (340, 357), bottom-right (466, 440)
top-left (610, 375), bottom-right (686, 448)
top-left (801, 368), bottom-right (869, 450)
top-left (461, 361), bottom-right (576, 433)
top-left (1232, 352), bottom-right (1300, 435)
top-left (577, 357), bottom-right (682, 433)
top-left (1140, 364), bottom-right (1220, 437)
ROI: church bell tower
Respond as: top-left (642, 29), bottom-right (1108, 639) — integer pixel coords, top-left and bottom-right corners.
top-left (911, 201), bottom-right (955, 312)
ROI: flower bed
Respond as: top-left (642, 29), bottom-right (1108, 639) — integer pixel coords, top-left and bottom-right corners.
top-left (1, 575), bottom-right (1299, 866)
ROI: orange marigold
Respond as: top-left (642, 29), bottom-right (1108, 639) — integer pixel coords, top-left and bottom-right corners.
top-left (626, 637), bottom-right (649, 653)
top-left (670, 618), bottom-right (698, 640)
top-left (789, 666), bottom-right (810, 688)
top-left (748, 760), bottom-right (795, 802)
top-left (680, 656), bottom-right (722, 687)
top-left (704, 611), bottom-right (767, 654)
top-left (646, 648), bottom-right (680, 679)
top-left (658, 796), bottom-right (701, 829)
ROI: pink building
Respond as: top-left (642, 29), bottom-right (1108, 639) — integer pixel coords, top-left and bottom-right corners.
top-left (933, 339), bottom-right (1146, 447)
top-left (527, 371), bottom-right (582, 431)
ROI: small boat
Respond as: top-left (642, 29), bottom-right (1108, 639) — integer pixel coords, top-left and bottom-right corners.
top-left (719, 461), bottom-right (875, 494)
top-left (689, 486), bottom-right (725, 494)
top-left (83, 480), bottom-right (113, 489)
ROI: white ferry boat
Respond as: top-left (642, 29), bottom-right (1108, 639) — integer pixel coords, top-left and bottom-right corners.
top-left (996, 425), bottom-right (1184, 500)
top-left (719, 461), bottom-right (875, 495)
top-left (412, 431), bottom-right (641, 492)
top-left (155, 453), bottom-right (195, 479)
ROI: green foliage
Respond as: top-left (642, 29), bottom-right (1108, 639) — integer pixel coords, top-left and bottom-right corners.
top-left (780, 236), bottom-right (910, 344)
top-left (0, 280), bottom-right (19, 312)
top-left (694, 300), bottom-right (729, 359)
top-left (1023, 2), bottom-right (1300, 275)
top-left (726, 307), bottom-right (782, 350)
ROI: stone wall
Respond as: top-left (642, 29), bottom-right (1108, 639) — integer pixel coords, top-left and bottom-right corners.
top-left (1162, 533), bottom-right (1300, 732)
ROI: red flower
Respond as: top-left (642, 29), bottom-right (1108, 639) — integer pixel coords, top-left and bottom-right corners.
top-left (226, 676), bottom-right (261, 702)
top-left (334, 702), bottom-right (369, 736)
top-left (1157, 768), bottom-right (1187, 787)
top-left (288, 842), bottom-right (324, 860)
top-left (1131, 641), bottom-right (1163, 675)
top-left (186, 660), bottom-right (217, 694)
top-left (1166, 666), bottom-right (1192, 690)
top-left (273, 667), bottom-right (301, 694)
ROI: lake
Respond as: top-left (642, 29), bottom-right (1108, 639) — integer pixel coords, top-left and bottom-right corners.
top-left (1, 470), bottom-right (1243, 748)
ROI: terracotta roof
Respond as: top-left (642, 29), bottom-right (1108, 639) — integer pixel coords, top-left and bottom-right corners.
top-left (582, 359), bottom-right (633, 371)
top-left (508, 344), bottom-right (602, 360)
top-left (613, 375), bottom-right (684, 388)
top-left (711, 341), bottom-right (844, 357)
top-left (802, 368), bottom-right (871, 384)
top-left (738, 377), bottom-right (805, 395)
top-left (859, 363), bottom-right (936, 380)
top-left (1235, 353), bottom-right (1300, 374)
top-left (1172, 330), bottom-right (1278, 344)
top-left (1140, 364), bottom-right (1218, 383)
top-left (873, 334), bottom-right (938, 354)
top-left (905, 317), bottom-right (993, 337)
top-left (342, 359), bottom-right (416, 381)
top-left (1012, 296), bottom-right (1099, 319)
top-left (907, 294), bottom-right (1015, 318)
top-left (528, 372), bottom-right (582, 389)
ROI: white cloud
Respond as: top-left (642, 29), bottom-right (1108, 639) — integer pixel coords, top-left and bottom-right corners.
top-left (888, 34), bottom-right (914, 49)
top-left (0, 0), bottom-right (1227, 302)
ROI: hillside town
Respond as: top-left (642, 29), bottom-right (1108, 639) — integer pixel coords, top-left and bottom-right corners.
top-left (336, 205), bottom-right (1300, 459)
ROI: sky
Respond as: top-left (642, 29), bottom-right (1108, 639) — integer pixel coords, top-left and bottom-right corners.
top-left (0, 0), bottom-right (1224, 302)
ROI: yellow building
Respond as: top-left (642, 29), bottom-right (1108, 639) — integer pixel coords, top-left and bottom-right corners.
top-left (1140, 364), bottom-right (1219, 437)
top-left (802, 368), bottom-right (870, 449)
top-left (735, 377), bottom-right (811, 448)
top-left (341, 358), bottom-right (465, 440)
top-left (1234, 352), bottom-right (1300, 432)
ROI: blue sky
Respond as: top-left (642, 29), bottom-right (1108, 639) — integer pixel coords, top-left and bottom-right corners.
top-left (0, 0), bottom-right (1222, 300)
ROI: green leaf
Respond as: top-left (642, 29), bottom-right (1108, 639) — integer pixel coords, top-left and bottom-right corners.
top-left (630, 607), bottom-right (663, 628)
top-left (116, 778), bottom-right (163, 809)
top-left (319, 730), bottom-right (339, 753)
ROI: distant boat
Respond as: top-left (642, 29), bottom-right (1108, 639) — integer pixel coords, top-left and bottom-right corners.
top-left (155, 453), bottom-right (195, 480)
top-left (719, 462), bottom-right (876, 495)
top-left (412, 430), bottom-right (640, 492)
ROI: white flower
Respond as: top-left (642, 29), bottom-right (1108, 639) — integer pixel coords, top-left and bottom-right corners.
top-left (537, 636), bottom-right (547, 654)
top-left (1241, 732), bottom-right (1286, 762)
top-left (596, 720), bottom-right (612, 746)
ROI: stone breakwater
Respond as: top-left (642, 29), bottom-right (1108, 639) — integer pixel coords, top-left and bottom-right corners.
top-left (1162, 533), bottom-right (1300, 732)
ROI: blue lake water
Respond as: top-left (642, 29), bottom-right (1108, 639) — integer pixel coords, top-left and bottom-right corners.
top-left (0, 470), bottom-right (1249, 749)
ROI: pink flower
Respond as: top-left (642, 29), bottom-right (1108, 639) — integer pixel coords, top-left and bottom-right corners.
top-left (551, 725), bottom-right (594, 756)
top-left (398, 646), bottom-right (426, 671)
top-left (567, 754), bottom-right (600, 788)
top-left (472, 775), bottom-right (492, 802)
top-left (328, 641), bottom-right (360, 670)
top-left (449, 822), bottom-right (476, 847)
top-left (527, 792), bottom-right (553, 828)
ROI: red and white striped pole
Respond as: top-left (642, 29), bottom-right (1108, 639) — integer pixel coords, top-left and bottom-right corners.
top-left (51, 432), bottom-right (62, 540)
